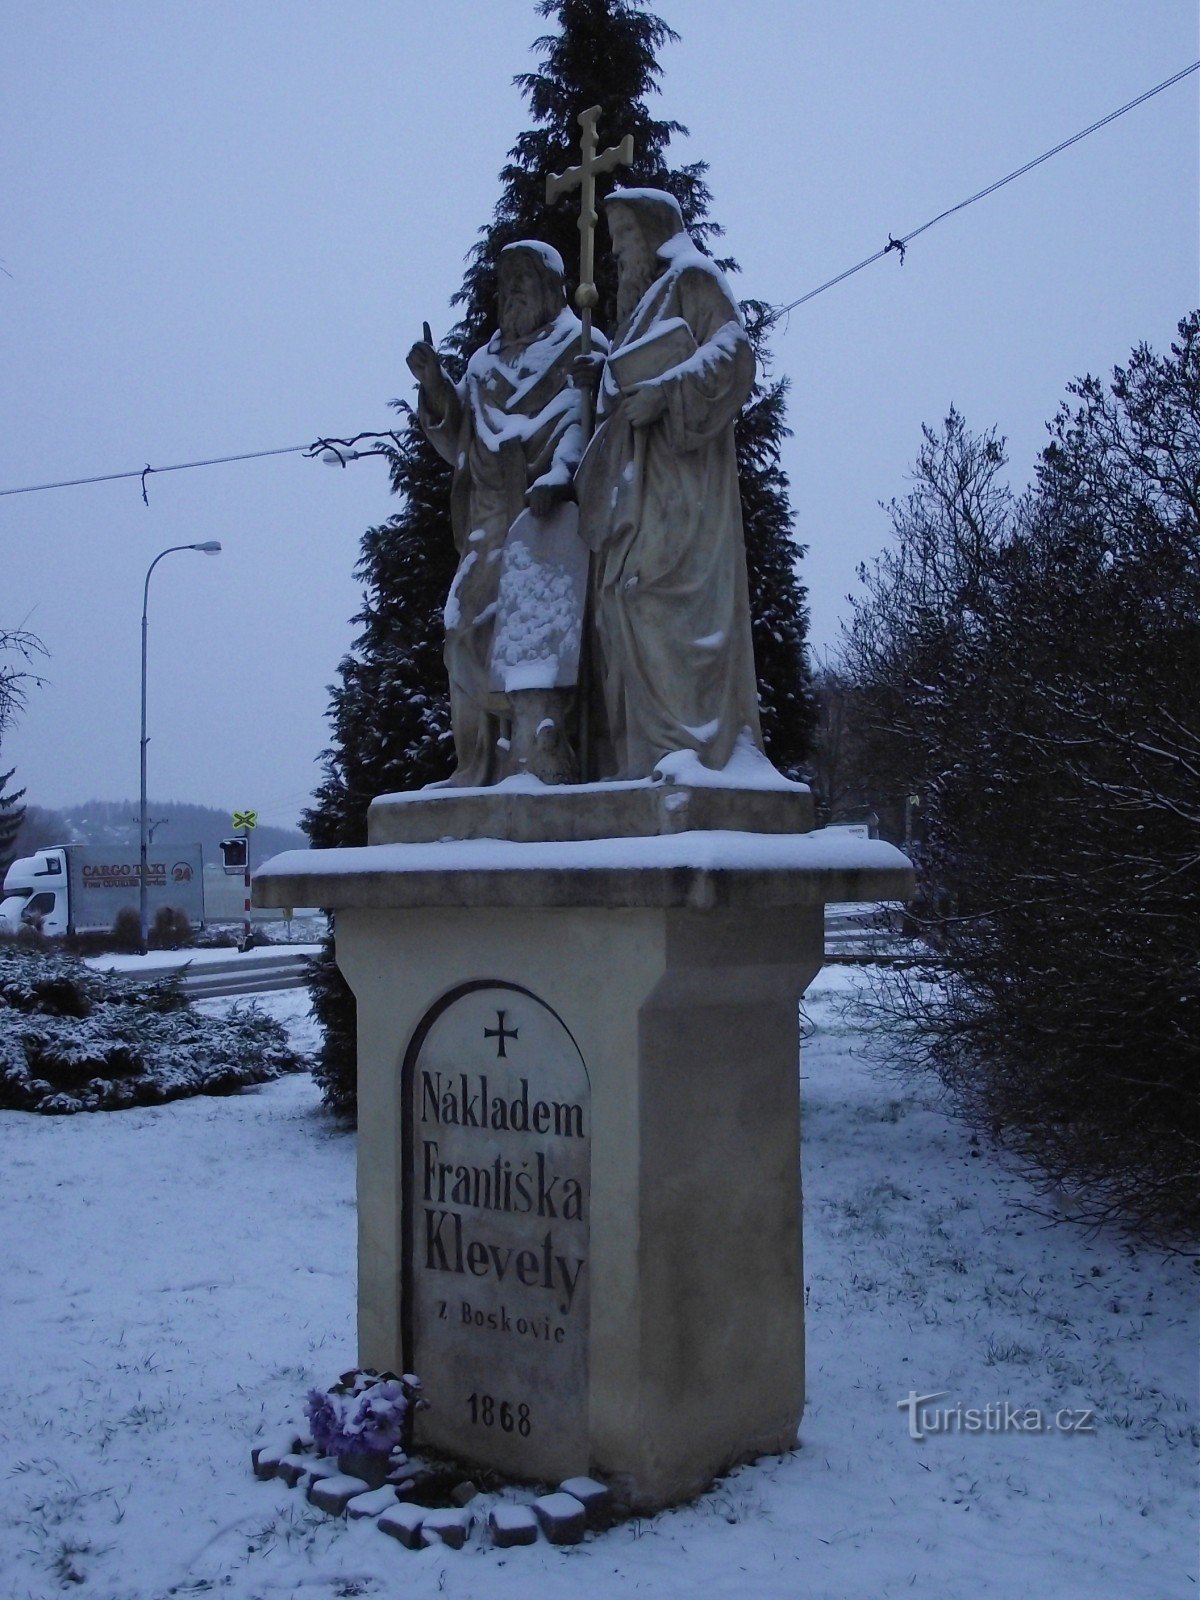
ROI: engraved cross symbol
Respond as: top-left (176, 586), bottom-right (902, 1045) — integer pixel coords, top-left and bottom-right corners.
top-left (546, 105), bottom-right (634, 357)
top-left (484, 1009), bottom-right (519, 1059)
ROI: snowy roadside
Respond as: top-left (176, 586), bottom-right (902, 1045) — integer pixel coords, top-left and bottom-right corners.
top-left (0, 972), bottom-right (1193, 1600)
top-left (85, 944), bottom-right (323, 976)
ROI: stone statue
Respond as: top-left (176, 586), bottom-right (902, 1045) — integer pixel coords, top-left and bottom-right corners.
top-left (574, 188), bottom-right (764, 781)
top-left (407, 242), bottom-right (597, 787)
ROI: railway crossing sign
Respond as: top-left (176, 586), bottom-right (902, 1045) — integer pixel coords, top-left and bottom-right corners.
top-left (232, 810), bottom-right (258, 831)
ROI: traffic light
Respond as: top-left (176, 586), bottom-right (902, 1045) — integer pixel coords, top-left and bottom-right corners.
top-left (219, 837), bottom-right (248, 873)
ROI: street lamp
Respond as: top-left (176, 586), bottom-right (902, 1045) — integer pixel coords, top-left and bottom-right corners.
top-left (139, 541), bottom-right (222, 955)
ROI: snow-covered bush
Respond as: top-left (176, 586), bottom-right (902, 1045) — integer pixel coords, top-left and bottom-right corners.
top-left (842, 316), bottom-right (1200, 1239)
top-left (110, 906), bottom-right (142, 952)
top-left (0, 946), bottom-right (303, 1113)
top-left (0, 944), bottom-right (104, 1017)
top-left (150, 905), bottom-right (194, 950)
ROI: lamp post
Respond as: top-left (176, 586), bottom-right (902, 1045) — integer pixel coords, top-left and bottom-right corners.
top-left (139, 541), bottom-right (222, 955)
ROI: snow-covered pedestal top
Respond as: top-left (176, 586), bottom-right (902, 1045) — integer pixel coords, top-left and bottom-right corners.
top-left (254, 740), bottom-right (910, 913)
top-left (365, 739), bottom-right (816, 847)
top-left (369, 778), bottom-right (813, 848)
top-left (254, 825), bottom-right (912, 913)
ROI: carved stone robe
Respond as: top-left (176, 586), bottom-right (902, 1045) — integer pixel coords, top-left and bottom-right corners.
top-left (576, 237), bottom-right (763, 780)
top-left (420, 307), bottom-right (596, 786)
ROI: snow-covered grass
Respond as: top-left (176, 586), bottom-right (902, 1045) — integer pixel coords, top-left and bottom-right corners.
top-left (0, 971), bottom-right (1194, 1599)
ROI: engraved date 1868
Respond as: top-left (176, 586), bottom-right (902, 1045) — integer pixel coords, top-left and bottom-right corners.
top-left (467, 1392), bottom-right (532, 1436)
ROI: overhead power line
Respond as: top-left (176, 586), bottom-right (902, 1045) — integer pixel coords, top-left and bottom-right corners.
top-left (0, 444), bottom-right (307, 500)
top-left (0, 434), bottom-right (399, 502)
top-left (0, 61), bottom-right (1194, 501)
top-left (763, 60), bottom-right (1199, 326)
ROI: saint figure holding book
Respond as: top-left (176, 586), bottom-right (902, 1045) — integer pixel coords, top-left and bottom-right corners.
top-left (574, 188), bottom-right (763, 780)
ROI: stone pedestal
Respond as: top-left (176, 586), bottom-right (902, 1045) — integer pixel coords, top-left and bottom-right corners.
top-left (255, 783), bottom-right (912, 1512)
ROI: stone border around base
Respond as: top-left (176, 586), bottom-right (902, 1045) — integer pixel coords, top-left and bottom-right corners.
top-left (252, 1433), bottom-right (619, 1552)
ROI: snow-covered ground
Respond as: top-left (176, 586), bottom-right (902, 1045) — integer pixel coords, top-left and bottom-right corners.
top-left (0, 970), bottom-right (1194, 1599)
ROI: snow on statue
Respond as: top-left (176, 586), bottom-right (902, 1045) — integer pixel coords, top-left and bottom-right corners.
top-left (407, 242), bottom-right (605, 787)
top-left (574, 188), bottom-right (763, 781)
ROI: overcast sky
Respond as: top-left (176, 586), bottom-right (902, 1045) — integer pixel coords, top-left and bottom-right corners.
top-left (3, 1), bottom-right (1196, 830)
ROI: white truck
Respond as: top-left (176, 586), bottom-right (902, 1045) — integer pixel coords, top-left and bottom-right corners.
top-left (0, 844), bottom-right (205, 938)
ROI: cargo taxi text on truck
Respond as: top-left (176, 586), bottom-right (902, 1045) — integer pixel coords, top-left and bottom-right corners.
top-left (0, 845), bottom-right (205, 938)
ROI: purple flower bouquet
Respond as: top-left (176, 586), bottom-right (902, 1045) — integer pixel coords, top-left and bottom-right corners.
top-left (305, 1368), bottom-right (425, 1488)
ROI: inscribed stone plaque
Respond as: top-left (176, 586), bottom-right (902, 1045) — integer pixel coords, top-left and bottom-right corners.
top-left (403, 982), bottom-right (590, 1481)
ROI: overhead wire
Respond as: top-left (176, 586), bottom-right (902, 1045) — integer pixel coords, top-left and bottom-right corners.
top-left (0, 61), bottom-right (1194, 500)
top-left (0, 444), bottom-right (312, 500)
top-left (763, 60), bottom-right (1198, 326)
top-left (0, 432), bottom-right (399, 502)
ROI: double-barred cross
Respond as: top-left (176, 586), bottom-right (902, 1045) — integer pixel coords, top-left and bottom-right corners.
top-left (546, 105), bottom-right (634, 357)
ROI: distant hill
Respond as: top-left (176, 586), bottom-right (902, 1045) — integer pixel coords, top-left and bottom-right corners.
top-left (11, 800), bottom-right (306, 867)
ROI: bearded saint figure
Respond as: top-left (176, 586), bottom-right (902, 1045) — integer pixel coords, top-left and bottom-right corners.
top-left (407, 241), bottom-right (599, 786)
top-left (574, 188), bottom-right (764, 781)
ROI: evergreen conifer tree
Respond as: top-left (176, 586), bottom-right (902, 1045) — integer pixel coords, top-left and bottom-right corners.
top-left (0, 626), bottom-right (40, 882)
top-left (304, 0), bottom-right (813, 1114)
top-left (0, 767), bottom-right (25, 879)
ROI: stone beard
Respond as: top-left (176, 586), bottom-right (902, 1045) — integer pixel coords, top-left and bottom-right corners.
top-left (614, 229), bottom-right (656, 325)
top-left (412, 243), bottom-right (601, 787)
top-left (575, 189), bottom-right (765, 781)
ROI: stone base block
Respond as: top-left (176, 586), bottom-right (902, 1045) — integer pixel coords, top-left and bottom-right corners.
top-left (559, 1476), bottom-right (613, 1529)
top-left (533, 1492), bottom-right (587, 1545)
top-left (275, 1453), bottom-right (311, 1489)
top-left (421, 1507), bottom-right (472, 1549)
top-left (337, 897), bottom-right (821, 1511)
top-left (489, 1504), bottom-right (539, 1547)
top-left (251, 1430), bottom-right (300, 1481)
top-left (377, 1502), bottom-right (426, 1549)
top-left (255, 816), bottom-right (912, 1514)
top-left (368, 775), bottom-right (814, 847)
top-left (308, 1473), bottom-right (370, 1515)
top-left (346, 1486), bottom-right (399, 1520)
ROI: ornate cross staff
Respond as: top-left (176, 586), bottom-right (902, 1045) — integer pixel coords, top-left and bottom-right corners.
top-left (545, 107), bottom-right (633, 782)
top-left (546, 104), bottom-right (634, 372)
